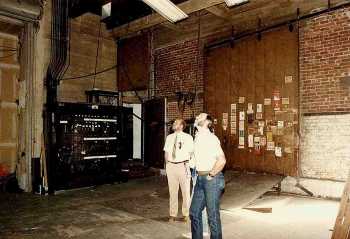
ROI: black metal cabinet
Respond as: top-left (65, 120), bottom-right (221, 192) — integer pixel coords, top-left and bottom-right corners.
top-left (53, 103), bottom-right (132, 191)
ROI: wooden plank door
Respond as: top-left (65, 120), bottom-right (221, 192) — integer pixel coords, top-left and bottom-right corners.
top-left (0, 33), bottom-right (19, 174)
top-left (143, 98), bottom-right (166, 168)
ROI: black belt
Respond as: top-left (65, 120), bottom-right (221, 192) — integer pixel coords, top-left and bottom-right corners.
top-left (168, 160), bottom-right (189, 164)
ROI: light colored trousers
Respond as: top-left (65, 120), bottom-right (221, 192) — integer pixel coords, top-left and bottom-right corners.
top-left (166, 162), bottom-right (191, 217)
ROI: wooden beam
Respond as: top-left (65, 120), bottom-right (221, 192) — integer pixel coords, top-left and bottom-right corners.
top-left (332, 171), bottom-right (350, 239)
top-left (160, 21), bottom-right (184, 32)
top-left (112, 0), bottom-right (225, 38)
top-left (206, 4), bottom-right (232, 20)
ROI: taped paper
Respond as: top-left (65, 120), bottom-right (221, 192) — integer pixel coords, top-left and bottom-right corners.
top-left (239, 120), bottom-right (244, 130)
top-left (277, 120), bottom-right (284, 129)
top-left (239, 111), bottom-right (245, 121)
top-left (222, 113), bottom-right (229, 131)
top-left (273, 90), bottom-right (281, 111)
top-left (230, 104), bottom-right (237, 135)
top-left (275, 146), bottom-right (282, 157)
top-left (254, 136), bottom-right (260, 143)
top-left (257, 104), bottom-right (263, 113)
top-left (267, 141), bottom-right (275, 151)
top-left (285, 75), bottom-right (293, 84)
top-left (258, 121), bottom-right (265, 127)
top-left (248, 135), bottom-right (254, 148)
top-left (282, 98), bottom-right (290, 105)
top-left (239, 96), bottom-right (245, 104)
top-left (239, 120), bottom-right (245, 148)
top-left (238, 136), bottom-right (245, 149)
top-left (230, 122), bottom-right (236, 135)
top-left (261, 136), bottom-right (267, 146)
top-left (256, 112), bottom-right (263, 120)
top-left (247, 103), bottom-right (254, 114)
top-left (284, 147), bottom-right (292, 154)
top-left (258, 126), bottom-right (264, 135)
top-left (264, 98), bottom-right (271, 106)
top-left (266, 132), bottom-right (273, 142)
top-left (230, 103), bottom-right (237, 114)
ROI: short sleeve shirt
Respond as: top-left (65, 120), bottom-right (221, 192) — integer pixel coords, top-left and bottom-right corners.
top-left (193, 129), bottom-right (224, 171)
top-left (163, 131), bottom-right (194, 163)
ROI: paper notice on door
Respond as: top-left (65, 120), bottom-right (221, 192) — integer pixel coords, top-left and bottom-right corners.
top-left (231, 122), bottom-right (236, 135)
top-left (266, 132), bottom-right (273, 142)
top-left (222, 113), bottom-right (229, 131)
top-left (267, 141), bottom-right (275, 151)
top-left (284, 147), bottom-right (292, 154)
top-left (275, 146), bottom-right (282, 157)
top-left (256, 112), bottom-right (263, 120)
top-left (239, 111), bottom-right (245, 121)
top-left (264, 98), bottom-right (272, 105)
top-left (247, 103), bottom-right (254, 114)
top-left (248, 134), bottom-right (254, 148)
top-left (277, 120), bottom-right (284, 129)
top-left (282, 98), bottom-right (290, 105)
top-left (285, 75), bottom-right (293, 84)
top-left (257, 104), bottom-right (263, 113)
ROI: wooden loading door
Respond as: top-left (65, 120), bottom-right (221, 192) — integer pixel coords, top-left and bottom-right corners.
top-left (143, 98), bottom-right (166, 168)
top-left (0, 33), bottom-right (19, 174)
top-left (205, 27), bottom-right (299, 176)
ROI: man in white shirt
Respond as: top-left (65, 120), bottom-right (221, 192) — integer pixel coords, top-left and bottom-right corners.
top-left (163, 119), bottom-right (194, 222)
top-left (190, 113), bottom-right (226, 239)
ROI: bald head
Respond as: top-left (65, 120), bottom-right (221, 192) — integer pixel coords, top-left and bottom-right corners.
top-left (172, 118), bottom-right (186, 132)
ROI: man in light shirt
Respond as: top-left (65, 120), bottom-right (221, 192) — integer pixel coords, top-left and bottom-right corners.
top-left (163, 119), bottom-right (194, 222)
top-left (190, 113), bottom-right (226, 239)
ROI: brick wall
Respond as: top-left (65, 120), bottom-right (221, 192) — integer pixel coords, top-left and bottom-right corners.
top-left (300, 7), bottom-right (350, 114)
top-left (300, 114), bottom-right (350, 180)
top-left (299, 7), bottom-right (350, 181)
top-left (154, 39), bottom-right (204, 122)
top-left (153, 7), bottom-right (350, 181)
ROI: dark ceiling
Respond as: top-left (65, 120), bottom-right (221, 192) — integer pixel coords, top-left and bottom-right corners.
top-left (69, 0), bottom-right (188, 29)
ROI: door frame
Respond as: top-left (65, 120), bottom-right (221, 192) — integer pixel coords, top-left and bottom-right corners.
top-left (0, 9), bottom-right (42, 192)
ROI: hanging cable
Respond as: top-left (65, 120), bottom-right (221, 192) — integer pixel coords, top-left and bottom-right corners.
top-left (60, 64), bottom-right (118, 81)
top-left (92, 19), bottom-right (103, 88)
top-left (192, 10), bottom-right (201, 118)
top-left (120, 65), bottom-right (144, 103)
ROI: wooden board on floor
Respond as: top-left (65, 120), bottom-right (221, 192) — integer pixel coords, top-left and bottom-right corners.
top-left (332, 172), bottom-right (350, 239)
top-left (221, 172), bottom-right (283, 210)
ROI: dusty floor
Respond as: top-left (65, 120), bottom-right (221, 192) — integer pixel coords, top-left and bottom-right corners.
top-left (0, 172), bottom-right (340, 239)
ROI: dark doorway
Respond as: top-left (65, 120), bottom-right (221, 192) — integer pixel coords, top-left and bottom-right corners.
top-left (143, 98), bottom-right (166, 168)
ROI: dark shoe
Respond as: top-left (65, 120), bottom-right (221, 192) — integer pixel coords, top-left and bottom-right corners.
top-left (168, 216), bottom-right (176, 222)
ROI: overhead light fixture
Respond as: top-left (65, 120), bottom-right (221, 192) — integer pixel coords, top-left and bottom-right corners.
top-left (101, 2), bottom-right (111, 20)
top-left (142, 0), bottom-right (188, 23)
top-left (224, 0), bottom-right (249, 8)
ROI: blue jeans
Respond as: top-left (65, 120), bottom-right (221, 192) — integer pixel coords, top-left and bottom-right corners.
top-left (191, 170), bottom-right (209, 234)
top-left (190, 172), bottom-right (225, 239)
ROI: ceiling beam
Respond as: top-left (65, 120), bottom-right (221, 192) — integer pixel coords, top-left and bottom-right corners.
top-left (112, 0), bottom-right (226, 38)
top-left (160, 21), bottom-right (184, 32)
top-left (205, 4), bottom-right (232, 20)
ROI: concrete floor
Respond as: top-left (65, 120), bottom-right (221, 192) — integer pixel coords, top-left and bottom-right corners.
top-left (0, 172), bottom-right (340, 239)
